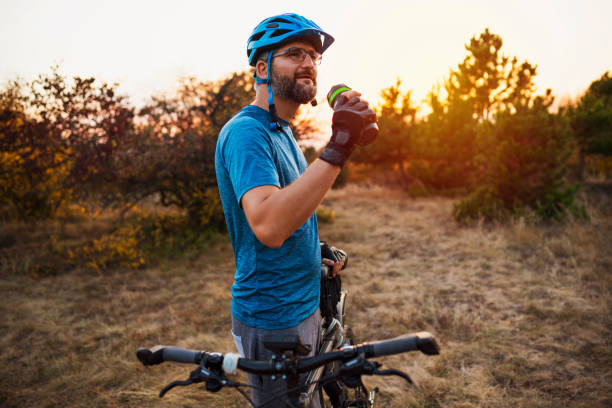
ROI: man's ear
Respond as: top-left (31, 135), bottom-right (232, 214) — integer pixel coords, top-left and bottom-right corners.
top-left (255, 60), bottom-right (269, 81)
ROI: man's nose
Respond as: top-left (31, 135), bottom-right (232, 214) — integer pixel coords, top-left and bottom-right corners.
top-left (301, 54), bottom-right (316, 68)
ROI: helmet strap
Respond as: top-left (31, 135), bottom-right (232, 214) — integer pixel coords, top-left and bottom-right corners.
top-left (251, 51), bottom-right (281, 131)
top-left (265, 51), bottom-right (281, 131)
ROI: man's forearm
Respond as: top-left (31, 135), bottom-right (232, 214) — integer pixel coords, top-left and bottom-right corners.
top-left (242, 159), bottom-right (340, 248)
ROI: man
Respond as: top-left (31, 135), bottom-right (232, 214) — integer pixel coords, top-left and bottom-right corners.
top-left (215, 13), bottom-right (377, 407)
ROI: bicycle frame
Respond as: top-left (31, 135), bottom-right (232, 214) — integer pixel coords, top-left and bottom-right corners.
top-left (301, 289), bottom-right (347, 406)
top-left (298, 279), bottom-right (375, 408)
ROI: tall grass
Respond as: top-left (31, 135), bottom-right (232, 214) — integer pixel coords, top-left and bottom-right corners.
top-left (0, 185), bottom-right (610, 407)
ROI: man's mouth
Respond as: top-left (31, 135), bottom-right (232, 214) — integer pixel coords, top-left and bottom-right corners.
top-left (295, 72), bottom-right (315, 82)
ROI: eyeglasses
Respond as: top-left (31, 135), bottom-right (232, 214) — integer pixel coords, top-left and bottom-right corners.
top-left (272, 47), bottom-right (322, 66)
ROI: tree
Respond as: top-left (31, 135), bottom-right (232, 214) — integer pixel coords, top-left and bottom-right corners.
top-left (116, 71), bottom-right (255, 227)
top-left (413, 86), bottom-right (479, 190)
top-left (568, 71), bottom-right (612, 179)
top-left (453, 90), bottom-right (581, 222)
top-left (0, 68), bottom-right (134, 220)
top-left (447, 28), bottom-right (538, 120)
top-left (450, 28), bottom-right (507, 121)
top-left (410, 29), bottom-right (543, 192)
top-left (351, 79), bottom-right (419, 189)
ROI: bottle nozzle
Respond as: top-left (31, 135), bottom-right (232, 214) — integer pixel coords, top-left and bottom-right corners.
top-left (327, 84), bottom-right (352, 108)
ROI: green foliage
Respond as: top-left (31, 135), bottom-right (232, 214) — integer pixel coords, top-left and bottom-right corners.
top-left (409, 28), bottom-right (582, 222)
top-left (0, 69), bottom-right (261, 229)
top-left (450, 28), bottom-right (508, 121)
top-left (413, 90), bottom-right (479, 190)
top-left (70, 222), bottom-right (145, 270)
top-left (453, 94), bottom-right (583, 222)
top-left (0, 204), bottom-right (223, 276)
top-left (452, 186), bottom-right (508, 222)
top-left (415, 29), bottom-right (540, 191)
top-left (448, 28), bottom-right (539, 120)
top-left (570, 71), bottom-right (612, 156)
top-left (349, 27), bottom-right (580, 224)
top-left (133, 212), bottom-right (220, 261)
top-left (68, 210), bottom-right (220, 270)
top-left (351, 79), bottom-right (419, 189)
top-left (315, 206), bottom-right (335, 223)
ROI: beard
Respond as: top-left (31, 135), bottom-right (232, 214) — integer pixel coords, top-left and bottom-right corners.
top-left (270, 69), bottom-right (317, 104)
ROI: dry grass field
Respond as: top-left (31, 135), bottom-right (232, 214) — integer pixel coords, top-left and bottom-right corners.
top-left (1, 185), bottom-right (610, 407)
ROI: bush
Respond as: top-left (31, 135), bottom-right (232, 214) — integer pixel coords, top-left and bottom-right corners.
top-left (453, 95), bottom-right (584, 222)
top-left (70, 223), bottom-right (145, 270)
top-left (0, 69), bottom-right (134, 221)
top-left (316, 206), bottom-right (336, 223)
top-left (115, 72), bottom-right (254, 228)
top-left (0, 149), bottom-right (74, 221)
top-left (136, 212), bottom-right (219, 260)
top-left (452, 186), bottom-right (510, 222)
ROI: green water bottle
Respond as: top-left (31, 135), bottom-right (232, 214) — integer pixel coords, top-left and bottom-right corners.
top-left (327, 84), bottom-right (378, 146)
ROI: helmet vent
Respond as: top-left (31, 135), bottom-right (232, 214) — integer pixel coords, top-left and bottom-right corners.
top-left (269, 17), bottom-right (291, 24)
top-left (266, 23), bottom-right (279, 28)
top-left (270, 29), bottom-right (290, 38)
top-left (251, 32), bottom-right (264, 41)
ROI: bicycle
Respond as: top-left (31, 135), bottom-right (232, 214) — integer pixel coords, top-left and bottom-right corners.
top-left (137, 245), bottom-right (440, 407)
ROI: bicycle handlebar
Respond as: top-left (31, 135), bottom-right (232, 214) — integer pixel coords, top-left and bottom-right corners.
top-left (137, 332), bottom-right (439, 374)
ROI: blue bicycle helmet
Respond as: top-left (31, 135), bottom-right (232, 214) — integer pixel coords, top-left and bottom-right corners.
top-left (247, 13), bottom-right (334, 130)
top-left (247, 13), bottom-right (334, 66)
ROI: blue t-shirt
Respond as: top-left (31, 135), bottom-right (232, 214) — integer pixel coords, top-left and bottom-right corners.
top-left (215, 105), bottom-right (320, 330)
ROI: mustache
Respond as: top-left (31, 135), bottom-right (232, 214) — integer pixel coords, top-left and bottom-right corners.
top-left (294, 69), bottom-right (316, 83)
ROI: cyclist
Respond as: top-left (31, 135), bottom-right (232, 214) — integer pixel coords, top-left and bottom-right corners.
top-left (214, 13), bottom-right (377, 407)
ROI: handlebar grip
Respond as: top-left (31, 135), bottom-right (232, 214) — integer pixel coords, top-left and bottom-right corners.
top-left (136, 345), bottom-right (204, 366)
top-left (370, 332), bottom-right (440, 357)
top-left (163, 347), bottom-right (205, 364)
top-left (370, 335), bottom-right (418, 357)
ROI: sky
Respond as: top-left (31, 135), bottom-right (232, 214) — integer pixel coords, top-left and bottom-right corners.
top-left (1, 0), bottom-right (611, 125)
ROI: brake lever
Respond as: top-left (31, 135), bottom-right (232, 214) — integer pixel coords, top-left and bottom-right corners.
top-left (337, 354), bottom-right (382, 388)
top-left (159, 378), bottom-right (195, 397)
top-left (372, 368), bottom-right (414, 385)
top-left (159, 361), bottom-right (226, 397)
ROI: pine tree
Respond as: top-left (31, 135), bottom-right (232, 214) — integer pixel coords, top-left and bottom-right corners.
top-left (351, 79), bottom-right (419, 190)
top-left (568, 71), bottom-right (612, 179)
top-left (453, 91), bottom-right (582, 222)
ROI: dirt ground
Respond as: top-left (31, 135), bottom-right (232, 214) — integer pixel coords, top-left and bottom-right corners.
top-left (1, 185), bottom-right (610, 407)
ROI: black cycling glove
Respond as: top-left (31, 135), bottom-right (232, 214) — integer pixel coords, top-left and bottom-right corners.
top-left (319, 95), bottom-right (377, 167)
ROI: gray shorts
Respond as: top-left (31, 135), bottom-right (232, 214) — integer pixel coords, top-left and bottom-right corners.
top-left (232, 309), bottom-right (323, 408)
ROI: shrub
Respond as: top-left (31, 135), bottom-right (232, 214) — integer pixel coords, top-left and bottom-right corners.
top-left (70, 223), bottom-right (145, 270)
top-left (453, 94), bottom-right (584, 222)
top-left (0, 69), bottom-right (134, 221)
top-left (316, 206), bottom-right (336, 223)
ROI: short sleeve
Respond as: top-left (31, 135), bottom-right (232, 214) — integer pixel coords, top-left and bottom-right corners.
top-left (221, 118), bottom-right (281, 204)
